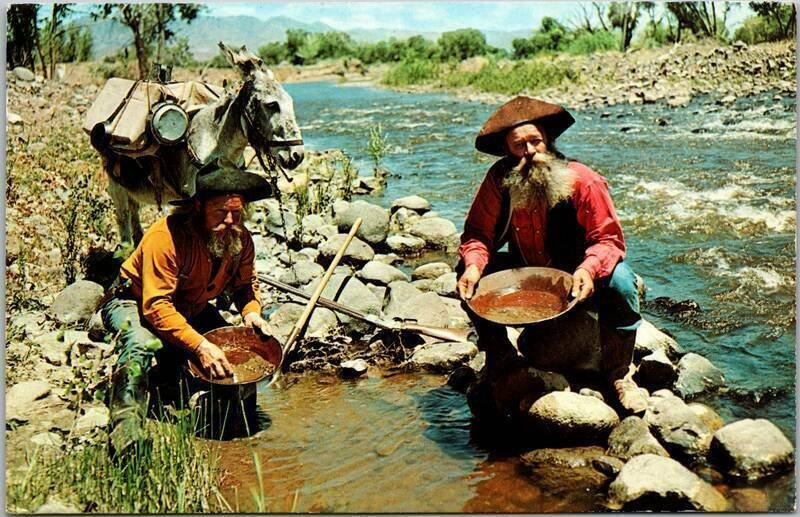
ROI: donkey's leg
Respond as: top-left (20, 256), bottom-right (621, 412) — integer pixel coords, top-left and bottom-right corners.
top-left (107, 179), bottom-right (134, 245)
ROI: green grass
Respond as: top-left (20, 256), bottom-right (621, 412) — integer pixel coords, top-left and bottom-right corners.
top-left (382, 58), bottom-right (580, 95)
top-left (7, 408), bottom-right (222, 513)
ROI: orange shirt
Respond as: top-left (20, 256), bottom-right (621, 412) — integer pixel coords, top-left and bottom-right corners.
top-left (120, 214), bottom-right (261, 352)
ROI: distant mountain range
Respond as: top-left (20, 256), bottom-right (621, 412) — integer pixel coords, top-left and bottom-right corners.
top-left (82, 14), bottom-right (532, 61)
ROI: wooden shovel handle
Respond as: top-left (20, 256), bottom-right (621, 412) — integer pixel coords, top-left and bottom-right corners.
top-left (280, 218), bottom-right (363, 367)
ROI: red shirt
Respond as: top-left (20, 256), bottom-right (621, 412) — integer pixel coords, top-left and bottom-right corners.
top-left (459, 160), bottom-right (626, 281)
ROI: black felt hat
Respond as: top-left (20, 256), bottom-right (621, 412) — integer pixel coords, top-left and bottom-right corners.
top-left (170, 160), bottom-right (273, 205)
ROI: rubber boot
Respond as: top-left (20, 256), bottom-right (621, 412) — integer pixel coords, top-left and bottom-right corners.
top-left (601, 327), bottom-right (648, 414)
top-left (108, 365), bottom-right (151, 459)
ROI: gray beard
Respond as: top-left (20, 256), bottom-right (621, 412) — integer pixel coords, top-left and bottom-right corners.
top-left (502, 153), bottom-right (576, 209)
top-left (208, 227), bottom-right (244, 259)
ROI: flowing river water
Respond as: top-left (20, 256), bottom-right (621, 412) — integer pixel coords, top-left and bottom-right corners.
top-left (216, 81), bottom-right (796, 511)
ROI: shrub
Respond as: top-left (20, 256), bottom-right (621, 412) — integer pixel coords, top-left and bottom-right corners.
top-left (439, 59), bottom-right (580, 95)
top-left (564, 30), bottom-right (618, 55)
top-left (382, 58), bottom-right (441, 85)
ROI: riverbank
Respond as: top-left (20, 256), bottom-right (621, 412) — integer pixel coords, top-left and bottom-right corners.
top-left (376, 39), bottom-right (796, 108)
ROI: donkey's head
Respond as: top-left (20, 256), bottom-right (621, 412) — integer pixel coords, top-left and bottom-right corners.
top-left (220, 42), bottom-right (304, 170)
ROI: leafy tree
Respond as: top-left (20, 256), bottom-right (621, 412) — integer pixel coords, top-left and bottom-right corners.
top-left (607, 2), bottom-right (640, 50)
top-left (404, 35), bottom-right (436, 60)
top-left (95, 4), bottom-right (204, 79)
top-left (512, 37), bottom-right (538, 59)
top-left (160, 36), bottom-right (195, 67)
top-left (285, 29), bottom-right (310, 64)
top-left (7, 4), bottom-right (39, 70)
top-left (438, 28), bottom-right (487, 61)
top-left (258, 42), bottom-right (289, 65)
top-left (317, 31), bottom-right (356, 60)
top-left (61, 22), bottom-right (94, 62)
top-left (665, 2), bottom-right (730, 41)
top-left (746, 1), bottom-right (796, 40)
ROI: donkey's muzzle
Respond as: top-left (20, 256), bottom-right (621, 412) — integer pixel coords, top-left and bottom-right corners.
top-left (279, 147), bottom-right (304, 170)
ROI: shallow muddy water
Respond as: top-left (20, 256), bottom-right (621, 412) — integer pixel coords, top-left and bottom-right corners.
top-left (212, 81), bottom-right (795, 511)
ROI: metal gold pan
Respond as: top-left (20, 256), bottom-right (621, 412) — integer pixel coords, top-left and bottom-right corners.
top-left (467, 267), bottom-right (579, 327)
top-left (186, 326), bottom-right (283, 386)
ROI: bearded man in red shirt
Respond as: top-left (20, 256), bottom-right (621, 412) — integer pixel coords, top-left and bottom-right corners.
top-left (457, 96), bottom-right (647, 413)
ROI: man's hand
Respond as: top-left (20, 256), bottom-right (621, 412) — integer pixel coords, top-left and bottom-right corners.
top-left (244, 312), bottom-right (276, 336)
top-left (571, 268), bottom-right (595, 302)
top-left (196, 339), bottom-right (234, 379)
top-left (457, 264), bottom-right (482, 301)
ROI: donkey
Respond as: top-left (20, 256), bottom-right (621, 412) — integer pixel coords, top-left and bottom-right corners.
top-left (104, 42), bottom-right (304, 245)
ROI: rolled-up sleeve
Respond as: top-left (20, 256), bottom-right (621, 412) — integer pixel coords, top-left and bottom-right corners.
top-left (139, 230), bottom-right (205, 352)
top-left (459, 163), bottom-right (506, 276)
top-left (231, 233), bottom-right (261, 317)
top-left (573, 172), bottom-right (626, 281)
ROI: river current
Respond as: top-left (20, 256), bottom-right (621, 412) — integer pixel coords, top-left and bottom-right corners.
top-left (219, 81), bottom-right (795, 511)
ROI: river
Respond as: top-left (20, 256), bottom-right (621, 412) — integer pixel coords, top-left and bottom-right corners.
top-left (217, 81), bottom-right (796, 511)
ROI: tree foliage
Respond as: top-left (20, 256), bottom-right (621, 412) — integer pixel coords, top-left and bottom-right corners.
top-left (95, 4), bottom-right (204, 79)
top-left (735, 2), bottom-right (797, 42)
top-left (437, 28), bottom-right (488, 61)
top-left (7, 4), bottom-right (39, 69)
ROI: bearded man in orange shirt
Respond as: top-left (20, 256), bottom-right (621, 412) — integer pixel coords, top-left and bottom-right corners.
top-left (101, 161), bottom-right (274, 454)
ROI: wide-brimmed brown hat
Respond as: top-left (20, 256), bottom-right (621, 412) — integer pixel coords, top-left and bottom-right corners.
top-left (475, 96), bottom-right (575, 156)
top-left (170, 160), bottom-right (273, 206)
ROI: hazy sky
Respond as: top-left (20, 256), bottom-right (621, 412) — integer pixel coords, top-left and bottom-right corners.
top-left (204, 1), bottom-right (753, 33)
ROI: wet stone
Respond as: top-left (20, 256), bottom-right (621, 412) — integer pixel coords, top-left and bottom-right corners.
top-left (643, 393), bottom-right (712, 461)
top-left (674, 352), bottom-right (725, 398)
top-left (386, 234), bottom-right (426, 254)
top-left (526, 391), bottom-right (620, 443)
top-left (635, 348), bottom-right (677, 390)
top-left (687, 402), bottom-right (724, 433)
top-left (607, 454), bottom-right (728, 511)
top-left (410, 341), bottom-right (478, 372)
top-left (339, 359), bottom-right (368, 378)
top-left (710, 419), bottom-right (794, 480)
top-left (634, 319), bottom-right (682, 361)
top-left (519, 446), bottom-right (612, 507)
top-left (607, 415), bottom-right (669, 460)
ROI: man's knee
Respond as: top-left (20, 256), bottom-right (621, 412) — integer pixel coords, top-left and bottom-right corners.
top-left (597, 261), bottom-right (641, 331)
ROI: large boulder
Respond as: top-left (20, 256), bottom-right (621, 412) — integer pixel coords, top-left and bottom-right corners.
top-left (674, 353), bottom-right (725, 398)
top-left (517, 308), bottom-right (602, 373)
top-left (50, 280), bottom-right (105, 325)
top-left (643, 392), bottom-right (713, 461)
top-left (388, 207), bottom-right (422, 233)
top-left (356, 260), bottom-right (409, 285)
top-left (519, 446), bottom-right (616, 511)
top-left (409, 341), bottom-right (478, 372)
top-left (710, 419), bottom-right (794, 480)
top-left (687, 402), bottom-right (724, 433)
top-left (607, 454), bottom-right (729, 511)
top-left (635, 319), bottom-right (682, 360)
top-left (607, 416), bottom-right (669, 460)
top-left (412, 262), bottom-right (452, 280)
top-left (336, 200), bottom-right (390, 244)
top-left (526, 391), bottom-right (620, 443)
top-left (391, 195), bottom-right (431, 214)
top-left (438, 296), bottom-right (471, 329)
top-left (384, 281), bottom-right (450, 328)
top-left (385, 234), bottom-right (426, 254)
top-left (277, 260), bottom-right (325, 287)
top-left (408, 217), bottom-right (458, 249)
top-left (304, 274), bottom-right (382, 329)
top-left (318, 233), bottom-right (375, 265)
top-left (261, 199), bottom-right (299, 240)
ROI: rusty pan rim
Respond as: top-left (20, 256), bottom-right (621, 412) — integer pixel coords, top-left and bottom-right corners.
top-left (186, 326), bottom-right (282, 386)
top-left (467, 266), bottom-right (579, 327)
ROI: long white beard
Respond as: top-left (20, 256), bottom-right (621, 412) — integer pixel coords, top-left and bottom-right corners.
top-left (502, 153), bottom-right (576, 209)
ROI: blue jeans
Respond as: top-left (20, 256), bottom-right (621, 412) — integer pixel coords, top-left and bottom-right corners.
top-left (101, 295), bottom-right (228, 416)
